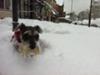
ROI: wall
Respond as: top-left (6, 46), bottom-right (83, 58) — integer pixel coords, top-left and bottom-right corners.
top-left (0, 10), bottom-right (12, 19)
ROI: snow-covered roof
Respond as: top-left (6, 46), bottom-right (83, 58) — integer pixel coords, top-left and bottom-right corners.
top-left (55, 0), bottom-right (64, 6)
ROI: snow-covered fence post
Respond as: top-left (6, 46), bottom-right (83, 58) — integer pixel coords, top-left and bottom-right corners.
top-left (12, 0), bottom-right (18, 31)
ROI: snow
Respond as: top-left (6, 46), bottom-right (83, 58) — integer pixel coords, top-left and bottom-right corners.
top-left (73, 19), bottom-right (100, 27)
top-left (55, 0), bottom-right (64, 6)
top-left (0, 17), bottom-right (100, 75)
top-left (65, 15), bottom-right (70, 19)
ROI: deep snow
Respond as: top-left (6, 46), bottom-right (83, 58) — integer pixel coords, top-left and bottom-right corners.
top-left (0, 18), bottom-right (100, 75)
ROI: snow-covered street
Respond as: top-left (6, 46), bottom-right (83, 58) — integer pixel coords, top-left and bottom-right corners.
top-left (0, 18), bottom-right (100, 75)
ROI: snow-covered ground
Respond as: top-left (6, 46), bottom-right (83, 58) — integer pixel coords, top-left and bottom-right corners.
top-left (0, 18), bottom-right (100, 75)
top-left (77, 19), bottom-right (100, 26)
top-left (55, 0), bottom-right (64, 6)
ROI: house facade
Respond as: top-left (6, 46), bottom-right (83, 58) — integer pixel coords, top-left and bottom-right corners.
top-left (18, 0), bottom-right (65, 20)
top-left (92, 0), bottom-right (100, 19)
top-left (0, 0), bottom-right (12, 18)
top-left (0, 0), bottom-right (65, 21)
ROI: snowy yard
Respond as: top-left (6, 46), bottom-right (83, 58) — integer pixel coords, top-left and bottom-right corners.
top-left (0, 18), bottom-right (100, 75)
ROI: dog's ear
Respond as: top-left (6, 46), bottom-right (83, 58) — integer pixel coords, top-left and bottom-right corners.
top-left (20, 23), bottom-right (26, 28)
top-left (34, 25), bottom-right (43, 33)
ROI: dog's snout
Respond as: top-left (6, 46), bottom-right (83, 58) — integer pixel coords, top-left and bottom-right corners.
top-left (29, 39), bottom-right (36, 49)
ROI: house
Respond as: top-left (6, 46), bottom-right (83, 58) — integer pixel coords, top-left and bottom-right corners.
top-left (92, 0), bottom-right (100, 19)
top-left (18, 0), bottom-right (65, 21)
top-left (0, 0), bottom-right (65, 21)
top-left (0, 0), bottom-right (12, 19)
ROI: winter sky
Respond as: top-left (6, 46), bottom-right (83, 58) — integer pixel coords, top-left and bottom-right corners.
top-left (64, 0), bottom-right (90, 14)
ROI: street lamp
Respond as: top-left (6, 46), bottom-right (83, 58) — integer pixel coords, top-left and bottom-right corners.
top-left (88, 0), bottom-right (93, 27)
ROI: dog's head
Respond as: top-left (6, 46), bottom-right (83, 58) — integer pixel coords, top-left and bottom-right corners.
top-left (22, 30), bottom-right (39, 49)
top-left (21, 25), bottom-right (42, 49)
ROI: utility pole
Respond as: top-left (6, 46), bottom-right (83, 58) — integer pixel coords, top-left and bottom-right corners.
top-left (12, 0), bottom-right (18, 31)
top-left (88, 0), bottom-right (93, 27)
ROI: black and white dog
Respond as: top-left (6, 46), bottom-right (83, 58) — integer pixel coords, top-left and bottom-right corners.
top-left (22, 25), bottom-right (42, 49)
top-left (14, 23), bottom-right (42, 57)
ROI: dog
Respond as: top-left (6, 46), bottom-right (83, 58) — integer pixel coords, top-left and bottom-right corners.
top-left (20, 27), bottom-right (42, 57)
top-left (12, 23), bottom-right (42, 57)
